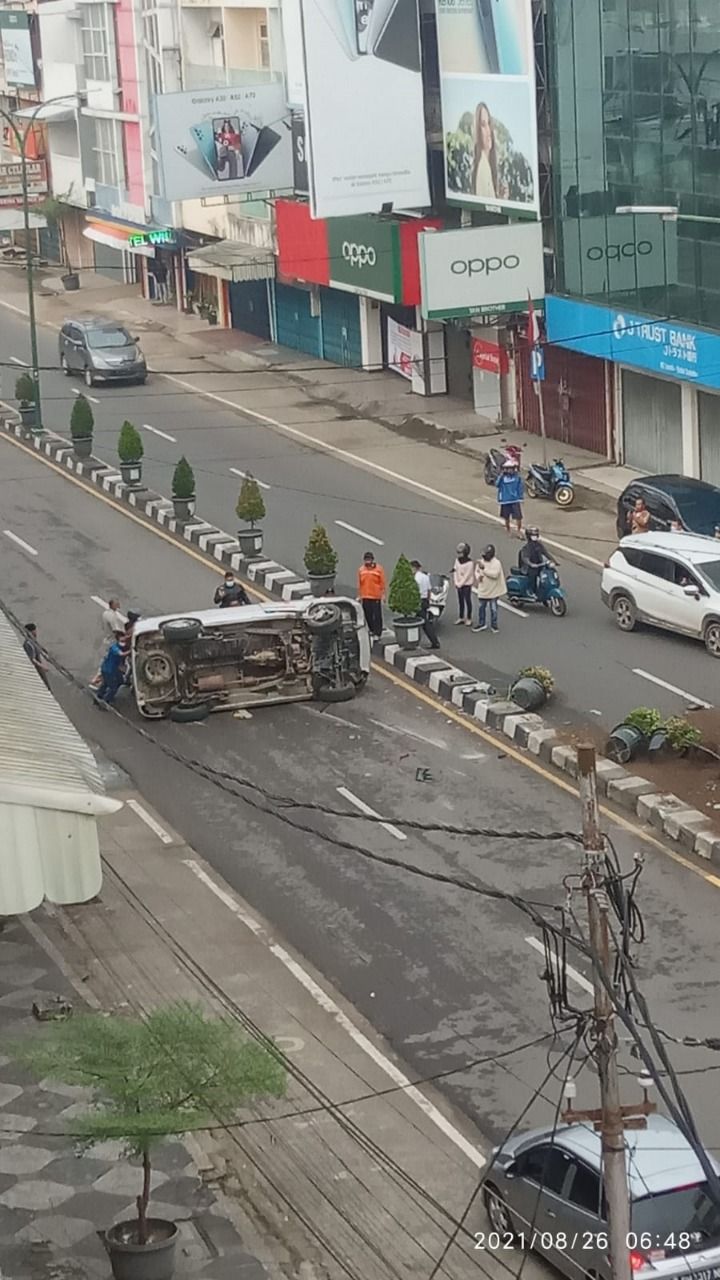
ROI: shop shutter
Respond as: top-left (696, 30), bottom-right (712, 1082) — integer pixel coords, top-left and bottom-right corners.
top-left (274, 282), bottom-right (321, 357)
top-left (319, 288), bottom-right (361, 368)
top-left (229, 279), bottom-right (271, 340)
top-left (516, 334), bottom-right (610, 457)
top-left (699, 391), bottom-right (720, 487)
top-left (622, 370), bottom-right (682, 473)
top-left (93, 239), bottom-right (125, 282)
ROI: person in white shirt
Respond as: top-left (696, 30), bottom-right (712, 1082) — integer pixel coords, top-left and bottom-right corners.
top-left (410, 559), bottom-right (440, 649)
top-left (91, 598), bottom-right (127, 689)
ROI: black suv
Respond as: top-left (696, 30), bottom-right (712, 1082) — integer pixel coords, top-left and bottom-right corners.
top-left (59, 317), bottom-right (147, 388)
top-left (616, 474), bottom-right (720, 539)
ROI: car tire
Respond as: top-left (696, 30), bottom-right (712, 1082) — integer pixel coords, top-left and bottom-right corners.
top-left (169, 702), bottom-right (210, 723)
top-left (704, 621), bottom-right (720, 658)
top-left (613, 594), bottom-right (637, 632)
top-left (84, 366), bottom-right (96, 388)
top-left (305, 602), bottom-right (342, 633)
top-left (483, 1184), bottom-right (517, 1244)
top-left (160, 617), bottom-right (202, 643)
top-left (60, 354), bottom-right (71, 377)
top-left (139, 650), bottom-right (175, 685)
top-left (314, 682), bottom-right (356, 703)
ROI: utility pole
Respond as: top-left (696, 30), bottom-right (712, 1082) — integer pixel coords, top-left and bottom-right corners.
top-left (563, 746), bottom-right (655, 1280)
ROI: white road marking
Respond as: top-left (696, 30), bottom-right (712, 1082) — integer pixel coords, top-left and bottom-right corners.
top-left (229, 466), bottom-right (270, 490)
top-left (126, 798), bottom-right (173, 845)
top-left (143, 422), bottom-right (177, 443)
top-left (91, 595), bottom-right (108, 609)
top-left (10, 355), bottom-right (28, 366)
top-left (72, 387), bottom-right (100, 405)
top-left (334, 519), bottom-right (384, 546)
top-left (184, 858), bottom-right (485, 1169)
top-left (369, 717), bottom-right (448, 751)
top-left (3, 529), bottom-right (38, 556)
top-left (336, 785), bottom-right (407, 841)
top-left (632, 668), bottom-right (712, 709)
top-left (525, 935), bottom-right (594, 996)
top-left (498, 599), bottom-right (528, 618)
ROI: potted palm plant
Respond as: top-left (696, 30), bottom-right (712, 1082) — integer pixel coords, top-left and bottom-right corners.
top-left (15, 371), bottom-right (37, 432)
top-left (118, 421), bottom-right (144, 488)
top-left (11, 1002), bottom-right (286, 1280)
top-left (235, 474), bottom-right (266, 558)
top-left (304, 521), bottom-right (338, 596)
top-left (171, 456), bottom-right (195, 523)
top-left (388, 554), bottom-right (422, 649)
top-left (70, 393), bottom-right (94, 458)
top-left (511, 665), bottom-right (555, 711)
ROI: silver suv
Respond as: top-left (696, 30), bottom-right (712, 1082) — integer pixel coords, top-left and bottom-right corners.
top-left (59, 317), bottom-right (147, 388)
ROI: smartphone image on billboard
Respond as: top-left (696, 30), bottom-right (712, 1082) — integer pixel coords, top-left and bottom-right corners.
top-left (309, 0), bottom-right (360, 60)
top-left (354, 0), bottom-right (373, 53)
top-left (476, 0), bottom-right (525, 75)
top-left (189, 123), bottom-right (219, 179)
top-left (435, 0), bottom-right (492, 75)
top-left (212, 116), bottom-right (250, 180)
top-left (369, 0), bottom-right (421, 71)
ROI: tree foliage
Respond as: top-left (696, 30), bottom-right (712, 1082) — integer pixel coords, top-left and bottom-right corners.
top-left (235, 474), bottom-right (266, 527)
top-left (118, 421), bottom-right (144, 464)
top-left (70, 394), bottom-right (94, 438)
top-left (388, 554), bottom-right (421, 617)
top-left (172, 455), bottom-right (195, 499)
top-left (304, 521), bottom-right (338, 576)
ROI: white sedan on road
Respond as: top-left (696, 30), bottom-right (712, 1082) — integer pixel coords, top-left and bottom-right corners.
top-left (601, 532), bottom-right (720, 657)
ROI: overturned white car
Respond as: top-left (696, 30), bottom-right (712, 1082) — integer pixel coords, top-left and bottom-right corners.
top-left (131, 597), bottom-right (371, 721)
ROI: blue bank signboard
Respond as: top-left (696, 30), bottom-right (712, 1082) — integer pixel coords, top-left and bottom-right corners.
top-left (546, 295), bottom-right (720, 394)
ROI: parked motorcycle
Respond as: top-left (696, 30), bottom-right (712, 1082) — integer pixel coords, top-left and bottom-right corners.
top-left (506, 559), bottom-right (567, 617)
top-left (525, 458), bottom-right (575, 508)
top-left (484, 443), bottom-right (523, 487)
top-left (428, 573), bottom-right (449, 620)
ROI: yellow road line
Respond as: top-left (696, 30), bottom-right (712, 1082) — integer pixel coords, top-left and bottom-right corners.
top-left (3, 429), bottom-right (719, 889)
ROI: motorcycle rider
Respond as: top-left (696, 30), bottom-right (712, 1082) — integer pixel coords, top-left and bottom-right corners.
top-left (519, 527), bottom-right (555, 598)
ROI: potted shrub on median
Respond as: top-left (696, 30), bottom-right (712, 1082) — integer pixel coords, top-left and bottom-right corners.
top-left (235, 474), bottom-right (266, 558)
top-left (511, 665), bottom-right (555, 711)
top-left (15, 371), bottom-right (37, 431)
top-left (118, 421), bottom-right (144, 488)
top-left (70, 392), bottom-right (94, 458)
top-left (171, 456), bottom-right (195, 523)
top-left (388, 553), bottom-right (422, 650)
top-left (304, 520), bottom-right (338, 596)
top-left (12, 1002), bottom-right (286, 1280)
top-left (607, 706), bottom-right (662, 764)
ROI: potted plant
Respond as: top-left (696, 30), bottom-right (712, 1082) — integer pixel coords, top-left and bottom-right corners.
top-left (606, 706), bottom-right (662, 764)
top-left (511, 665), bottom-right (555, 711)
top-left (70, 392), bottom-right (94, 458)
top-left (304, 521), bottom-right (338, 596)
top-left (648, 715), bottom-right (702, 759)
top-left (118, 421), bottom-right (144, 488)
top-left (37, 192), bottom-right (79, 288)
top-left (12, 1001), bottom-right (286, 1280)
top-left (172, 456), bottom-right (195, 523)
top-left (235, 474), bottom-right (266, 558)
top-left (388, 553), bottom-right (422, 649)
top-left (15, 371), bottom-right (37, 431)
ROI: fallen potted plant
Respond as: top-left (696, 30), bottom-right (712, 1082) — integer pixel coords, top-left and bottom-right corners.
top-left (15, 371), bottom-right (37, 432)
top-left (171, 456), bottom-right (195, 523)
top-left (118, 421), bottom-right (144, 488)
top-left (11, 1001), bottom-right (286, 1280)
top-left (648, 714), bottom-right (702, 759)
top-left (511, 665), bottom-right (555, 711)
top-left (235, 473), bottom-right (266, 558)
top-left (606, 706), bottom-right (662, 764)
top-left (388, 553), bottom-right (422, 650)
top-left (304, 520), bottom-right (338, 596)
top-left (70, 392), bottom-right (94, 458)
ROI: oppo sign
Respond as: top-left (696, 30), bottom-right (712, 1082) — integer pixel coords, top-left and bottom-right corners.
top-left (419, 223), bottom-right (544, 320)
top-left (342, 241), bottom-right (377, 269)
top-left (561, 215), bottom-right (678, 295)
top-left (451, 254), bottom-right (521, 276)
top-left (585, 240), bottom-right (652, 262)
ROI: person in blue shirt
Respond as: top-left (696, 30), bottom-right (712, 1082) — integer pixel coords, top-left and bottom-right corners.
top-left (495, 459), bottom-right (525, 536)
top-left (95, 633), bottom-right (128, 705)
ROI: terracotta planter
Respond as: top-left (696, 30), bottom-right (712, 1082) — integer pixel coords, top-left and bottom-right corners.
top-left (172, 495), bottom-right (195, 523)
top-left (106, 1218), bottom-right (178, 1280)
top-left (72, 434), bottom-right (93, 459)
top-left (237, 527), bottom-right (264, 558)
top-left (510, 677), bottom-right (547, 711)
top-left (393, 616), bottom-right (422, 650)
top-left (120, 461), bottom-right (143, 488)
top-left (307, 573), bottom-right (336, 597)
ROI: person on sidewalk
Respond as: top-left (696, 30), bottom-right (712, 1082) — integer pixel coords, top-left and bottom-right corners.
top-left (496, 458), bottom-right (524, 536)
top-left (410, 560), bottom-right (440, 649)
top-left (357, 550), bottom-right (386, 641)
top-left (452, 543), bottom-right (474, 625)
top-left (472, 546), bottom-right (506, 633)
top-left (152, 260), bottom-right (170, 304)
top-left (23, 622), bottom-right (50, 687)
top-left (95, 633), bottom-right (129, 705)
top-left (214, 572), bottom-right (250, 608)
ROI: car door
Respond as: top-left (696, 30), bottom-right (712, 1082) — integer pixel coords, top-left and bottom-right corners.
top-left (509, 1144), bottom-right (575, 1277)
top-left (562, 1158), bottom-right (609, 1280)
top-left (661, 558), bottom-right (708, 636)
top-left (625, 549), bottom-right (673, 623)
top-left (65, 324), bottom-right (83, 370)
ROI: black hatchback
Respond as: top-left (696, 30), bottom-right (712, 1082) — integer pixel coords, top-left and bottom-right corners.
top-left (616, 474), bottom-right (720, 539)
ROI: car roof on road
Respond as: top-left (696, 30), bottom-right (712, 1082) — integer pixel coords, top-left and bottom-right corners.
top-left (634, 474), bottom-right (720, 497)
top-left (618, 532), bottom-right (720, 561)
top-left (63, 316), bottom-right (126, 329)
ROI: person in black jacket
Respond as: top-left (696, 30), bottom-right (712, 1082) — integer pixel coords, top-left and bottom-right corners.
top-left (519, 527), bottom-right (554, 596)
top-left (214, 572), bottom-right (250, 608)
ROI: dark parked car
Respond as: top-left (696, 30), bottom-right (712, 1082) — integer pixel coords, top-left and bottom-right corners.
top-left (617, 475), bottom-right (720, 539)
top-left (59, 317), bottom-right (147, 388)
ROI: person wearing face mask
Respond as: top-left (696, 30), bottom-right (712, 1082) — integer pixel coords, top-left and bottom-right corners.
top-left (472, 545), bottom-right (506, 633)
top-left (452, 542), bottom-right (474, 625)
top-left (519, 526), bottom-right (554, 597)
top-left (214, 572), bottom-right (250, 608)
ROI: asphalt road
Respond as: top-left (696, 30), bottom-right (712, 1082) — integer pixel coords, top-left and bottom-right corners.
top-left (1, 303), bottom-right (718, 731)
top-left (2, 436), bottom-right (720, 1165)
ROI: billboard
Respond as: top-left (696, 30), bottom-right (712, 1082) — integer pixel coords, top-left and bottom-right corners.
top-left (291, 112), bottom-right (308, 194)
top-left (0, 10), bottom-right (34, 87)
top-left (281, 0), bottom-right (306, 107)
top-left (560, 213), bottom-right (678, 297)
top-left (0, 160), bottom-right (47, 198)
top-left (154, 85), bottom-right (292, 202)
top-left (299, 0), bottom-right (429, 218)
top-left (419, 221), bottom-right (544, 319)
top-left (435, 0), bottom-right (538, 214)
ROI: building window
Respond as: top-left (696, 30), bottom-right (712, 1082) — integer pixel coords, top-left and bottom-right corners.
top-left (92, 116), bottom-right (123, 187)
top-left (81, 3), bottom-right (112, 80)
top-left (258, 20), bottom-right (270, 69)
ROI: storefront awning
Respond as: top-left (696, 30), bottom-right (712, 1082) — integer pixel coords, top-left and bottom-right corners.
top-left (14, 103), bottom-right (76, 123)
top-left (83, 226), bottom-right (155, 258)
top-left (0, 210), bottom-right (46, 230)
top-left (186, 240), bottom-right (275, 284)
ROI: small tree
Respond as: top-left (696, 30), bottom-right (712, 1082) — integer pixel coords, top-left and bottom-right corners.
top-left (236, 474), bottom-right (266, 528)
top-left (12, 1002), bottom-right (286, 1247)
top-left (118, 421), bottom-right (144, 464)
top-left (304, 521), bottom-right (338, 576)
top-left (388, 554), bottom-right (421, 618)
top-left (15, 372), bottom-right (35, 407)
top-left (172, 456), bottom-right (195, 499)
top-left (70, 393), bottom-right (94, 439)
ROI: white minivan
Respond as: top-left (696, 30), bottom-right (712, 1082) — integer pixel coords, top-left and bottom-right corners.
top-left (131, 597), bottom-right (370, 720)
top-left (601, 532), bottom-right (720, 656)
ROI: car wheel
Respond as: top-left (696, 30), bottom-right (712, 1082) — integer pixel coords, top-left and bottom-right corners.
top-left (314, 682), bottom-right (356, 703)
top-left (169, 702), bottom-right (210, 723)
top-left (160, 617), bottom-right (202, 643)
top-left (139, 651), bottom-right (175, 685)
top-left (704, 621), bottom-right (720, 658)
top-left (613, 594), bottom-right (637, 632)
top-left (60, 353), bottom-right (71, 377)
top-left (483, 1184), bottom-right (517, 1244)
top-left (549, 595), bottom-right (567, 617)
top-left (84, 366), bottom-right (96, 388)
top-left (554, 484), bottom-right (575, 507)
top-left (305, 602), bottom-right (342, 633)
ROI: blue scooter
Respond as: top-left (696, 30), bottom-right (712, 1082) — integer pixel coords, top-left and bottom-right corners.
top-left (506, 559), bottom-right (568, 617)
top-left (526, 458), bottom-right (575, 507)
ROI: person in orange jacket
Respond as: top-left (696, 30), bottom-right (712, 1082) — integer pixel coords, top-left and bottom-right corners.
top-left (357, 550), bottom-right (386, 640)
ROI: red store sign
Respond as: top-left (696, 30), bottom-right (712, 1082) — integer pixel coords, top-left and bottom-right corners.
top-left (472, 337), bottom-right (509, 376)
